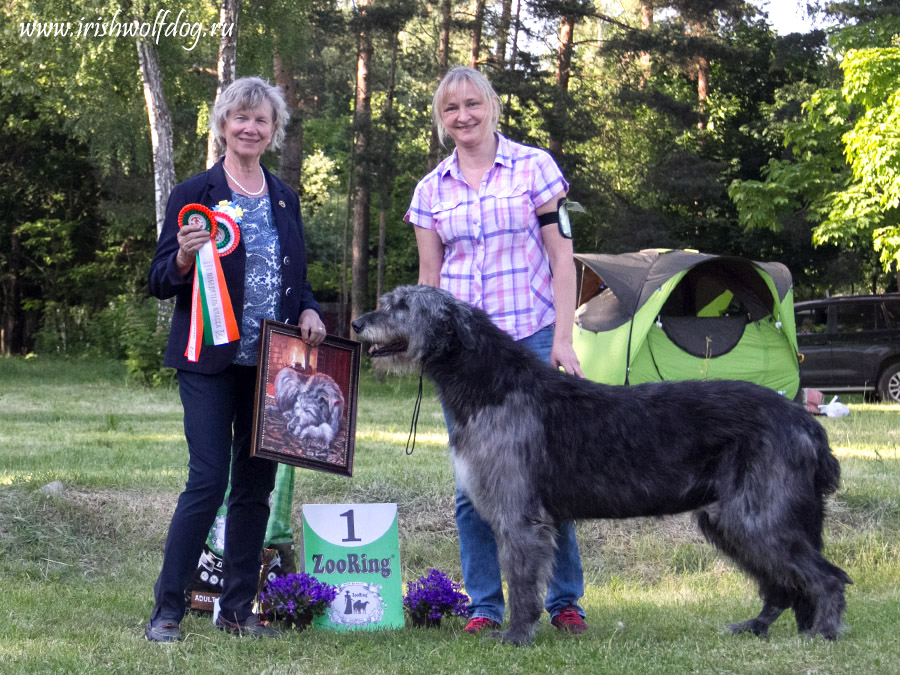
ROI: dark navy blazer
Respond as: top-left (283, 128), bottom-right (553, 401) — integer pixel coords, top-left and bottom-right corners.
top-left (148, 159), bottom-right (321, 374)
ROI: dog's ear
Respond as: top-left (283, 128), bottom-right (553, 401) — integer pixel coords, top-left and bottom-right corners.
top-left (450, 302), bottom-right (477, 350)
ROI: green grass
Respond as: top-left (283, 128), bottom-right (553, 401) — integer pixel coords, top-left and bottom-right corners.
top-left (2, 356), bottom-right (900, 673)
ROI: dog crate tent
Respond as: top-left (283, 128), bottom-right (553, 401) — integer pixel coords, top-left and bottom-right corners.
top-left (572, 249), bottom-right (801, 398)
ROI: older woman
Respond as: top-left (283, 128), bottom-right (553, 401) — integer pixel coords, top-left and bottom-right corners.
top-left (406, 66), bottom-right (588, 635)
top-left (145, 76), bottom-right (325, 641)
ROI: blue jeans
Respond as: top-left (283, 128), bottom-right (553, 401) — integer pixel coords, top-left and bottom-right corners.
top-left (451, 324), bottom-right (585, 624)
top-left (150, 365), bottom-right (277, 625)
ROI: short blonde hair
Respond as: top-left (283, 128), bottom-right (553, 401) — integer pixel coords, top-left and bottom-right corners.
top-left (211, 76), bottom-right (290, 151)
top-left (432, 66), bottom-right (501, 147)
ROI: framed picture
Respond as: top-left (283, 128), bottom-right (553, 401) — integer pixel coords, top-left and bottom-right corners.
top-left (251, 319), bottom-right (360, 476)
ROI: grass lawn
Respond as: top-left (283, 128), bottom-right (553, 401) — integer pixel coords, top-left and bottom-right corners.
top-left (1, 357), bottom-right (899, 674)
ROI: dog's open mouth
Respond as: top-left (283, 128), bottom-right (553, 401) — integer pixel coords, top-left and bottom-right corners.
top-left (366, 339), bottom-right (408, 357)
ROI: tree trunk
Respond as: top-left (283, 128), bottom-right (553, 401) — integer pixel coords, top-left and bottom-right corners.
top-left (549, 15), bottom-right (575, 157)
top-left (469, 0), bottom-right (486, 68)
top-left (377, 34), bottom-right (400, 301)
top-left (1, 230), bottom-right (22, 354)
top-left (135, 30), bottom-right (175, 238)
top-left (639, 0), bottom-right (653, 85)
top-left (351, 1), bottom-right (374, 320)
top-left (696, 54), bottom-right (709, 129)
top-left (428, 0), bottom-right (453, 170)
top-left (206, 0), bottom-right (240, 168)
top-left (509, 0), bottom-right (522, 70)
top-left (274, 52), bottom-right (303, 191)
top-left (339, 172), bottom-right (352, 336)
top-left (495, 0), bottom-right (512, 69)
top-left (376, 209), bottom-right (387, 301)
top-left (502, 0), bottom-right (522, 133)
top-left (689, 18), bottom-right (709, 129)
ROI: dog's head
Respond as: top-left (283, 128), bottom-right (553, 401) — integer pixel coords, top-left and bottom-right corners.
top-left (352, 285), bottom-right (476, 375)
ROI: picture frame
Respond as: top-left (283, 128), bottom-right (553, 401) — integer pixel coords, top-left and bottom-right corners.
top-left (251, 319), bottom-right (360, 476)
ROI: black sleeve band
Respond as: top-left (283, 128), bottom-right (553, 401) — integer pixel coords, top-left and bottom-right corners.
top-left (538, 211), bottom-right (559, 227)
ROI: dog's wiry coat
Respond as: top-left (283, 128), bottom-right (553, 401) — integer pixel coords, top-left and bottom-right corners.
top-left (352, 285), bottom-right (851, 646)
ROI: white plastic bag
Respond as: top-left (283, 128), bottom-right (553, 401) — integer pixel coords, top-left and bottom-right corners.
top-left (818, 396), bottom-right (851, 418)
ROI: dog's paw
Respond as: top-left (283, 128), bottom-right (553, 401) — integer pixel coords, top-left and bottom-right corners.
top-left (498, 627), bottom-right (535, 647)
top-left (728, 619), bottom-right (769, 637)
top-left (800, 625), bottom-right (841, 641)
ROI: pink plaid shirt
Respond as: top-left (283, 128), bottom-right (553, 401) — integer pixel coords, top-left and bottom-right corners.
top-left (405, 134), bottom-right (568, 340)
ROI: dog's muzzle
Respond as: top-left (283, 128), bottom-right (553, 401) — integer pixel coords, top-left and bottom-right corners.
top-left (364, 339), bottom-right (409, 358)
top-left (351, 316), bottom-right (409, 358)
top-left (363, 340), bottom-right (409, 359)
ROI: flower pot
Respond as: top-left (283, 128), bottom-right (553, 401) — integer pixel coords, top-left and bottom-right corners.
top-left (410, 615), bottom-right (441, 628)
top-left (281, 611), bottom-right (314, 631)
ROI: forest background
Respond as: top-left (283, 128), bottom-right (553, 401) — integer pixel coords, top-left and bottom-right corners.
top-left (2, 0), bottom-right (899, 383)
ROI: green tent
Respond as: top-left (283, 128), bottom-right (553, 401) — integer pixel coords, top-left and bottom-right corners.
top-left (572, 249), bottom-right (800, 399)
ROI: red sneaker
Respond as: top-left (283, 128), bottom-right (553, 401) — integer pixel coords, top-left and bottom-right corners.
top-left (551, 606), bottom-right (588, 634)
top-left (463, 616), bottom-right (500, 634)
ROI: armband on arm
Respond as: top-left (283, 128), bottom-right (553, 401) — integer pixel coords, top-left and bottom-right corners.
top-left (537, 197), bottom-right (584, 239)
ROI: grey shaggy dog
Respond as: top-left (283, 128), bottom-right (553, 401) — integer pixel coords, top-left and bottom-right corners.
top-left (352, 284), bottom-right (851, 646)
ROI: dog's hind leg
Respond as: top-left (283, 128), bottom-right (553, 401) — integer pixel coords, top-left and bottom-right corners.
top-left (792, 594), bottom-right (815, 633)
top-left (698, 505), bottom-right (849, 640)
top-left (697, 510), bottom-right (790, 637)
top-left (801, 559), bottom-right (851, 640)
top-left (494, 514), bottom-right (556, 646)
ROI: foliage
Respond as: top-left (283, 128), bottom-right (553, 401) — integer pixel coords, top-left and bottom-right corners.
top-left (730, 0), bottom-right (900, 289)
top-left (120, 295), bottom-right (175, 387)
top-left (260, 572), bottom-right (338, 624)
top-left (840, 46), bottom-right (900, 270)
top-left (7, 0), bottom-right (899, 356)
top-left (403, 568), bottom-right (470, 622)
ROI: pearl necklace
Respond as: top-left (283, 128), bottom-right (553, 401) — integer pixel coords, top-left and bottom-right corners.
top-left (224, 163), bottom-right (266, 196)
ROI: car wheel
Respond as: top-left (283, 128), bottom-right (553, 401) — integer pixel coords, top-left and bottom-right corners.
top-left (877, 363), bottom-right (900, 403)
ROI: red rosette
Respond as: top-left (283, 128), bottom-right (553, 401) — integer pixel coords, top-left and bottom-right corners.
top-left (177, 203), bottom-right (217, 241)
top-left (212, 212), bottom-right (240, 256)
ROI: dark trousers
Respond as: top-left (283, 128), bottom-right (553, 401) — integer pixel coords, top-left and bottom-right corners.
top-left (150, 365), bottom-right (277, 624)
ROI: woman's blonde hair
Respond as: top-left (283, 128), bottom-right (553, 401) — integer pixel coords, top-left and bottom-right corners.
top-left (211, 76), bottom-right (290, 151)
top-left (432, 66), bottom-right (501, 147)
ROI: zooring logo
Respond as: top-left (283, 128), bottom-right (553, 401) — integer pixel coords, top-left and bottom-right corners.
top-left (311, 553), bottom-right (392, 578)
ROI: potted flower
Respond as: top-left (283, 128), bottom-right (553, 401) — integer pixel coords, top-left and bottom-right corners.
top-left (259, 572), bottom-right (338, 630)
top-left (403, 568), bottom-right (470, 628)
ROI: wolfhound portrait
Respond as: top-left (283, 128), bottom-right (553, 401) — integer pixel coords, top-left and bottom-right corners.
top-left (352, 285), bottom-right (850, 646)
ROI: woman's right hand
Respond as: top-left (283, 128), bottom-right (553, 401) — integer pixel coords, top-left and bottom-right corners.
top-left (175, 220), bottom-right (213, 275)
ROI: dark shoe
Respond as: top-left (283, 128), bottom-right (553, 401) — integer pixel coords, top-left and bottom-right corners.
top-left (551, 606), bottom-right (588, 634)
top-left (463, 616), bottom-right (500, 634)
top-left (215, 613), bottom-right (278, 638)
top-left (145, 619), bottom-right (183, 642)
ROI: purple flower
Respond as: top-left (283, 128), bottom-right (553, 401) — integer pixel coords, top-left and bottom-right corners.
top-left (403, 568), bottom-right (470, 622)
top-left (260, 573), bottom-right (338, 622)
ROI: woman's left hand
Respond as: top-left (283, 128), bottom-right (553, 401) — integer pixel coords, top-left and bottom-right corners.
top-left (551, 341), bottom-right (584, 378)
top-left (299, 309), bottom-right (327, 346)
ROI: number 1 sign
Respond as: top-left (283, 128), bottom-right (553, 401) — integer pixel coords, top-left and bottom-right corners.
top-left (302, 503), bottom-right (404, 630)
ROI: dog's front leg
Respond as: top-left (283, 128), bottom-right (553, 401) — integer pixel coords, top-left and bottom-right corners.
top-left (495, 515), bottom-right (556, 646)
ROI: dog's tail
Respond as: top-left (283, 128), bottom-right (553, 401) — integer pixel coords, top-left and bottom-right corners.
top-left (810, 421), bottom-right (841, 497)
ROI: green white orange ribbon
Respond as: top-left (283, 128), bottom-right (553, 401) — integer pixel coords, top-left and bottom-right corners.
top-left (212, 211), bottom-right (240, 256)
top-left (178, 203), bottom-right (240, 362)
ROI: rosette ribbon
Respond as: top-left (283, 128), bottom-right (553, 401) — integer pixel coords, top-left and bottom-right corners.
top-left (178, 204), bottom-right (241, 362)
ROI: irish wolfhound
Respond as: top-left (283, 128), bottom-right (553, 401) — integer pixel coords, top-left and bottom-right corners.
top-left (352, 285), bottom-right (850, 646)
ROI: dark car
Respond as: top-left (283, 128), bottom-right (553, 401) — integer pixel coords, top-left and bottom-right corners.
top-left (794, 294), bottom-right (900, 402)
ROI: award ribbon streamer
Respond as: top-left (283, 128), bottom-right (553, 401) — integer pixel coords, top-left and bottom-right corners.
top-left (195, 239), bottom-right (239, 346)
top-left (178, 204), bottom-right (240, 362)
